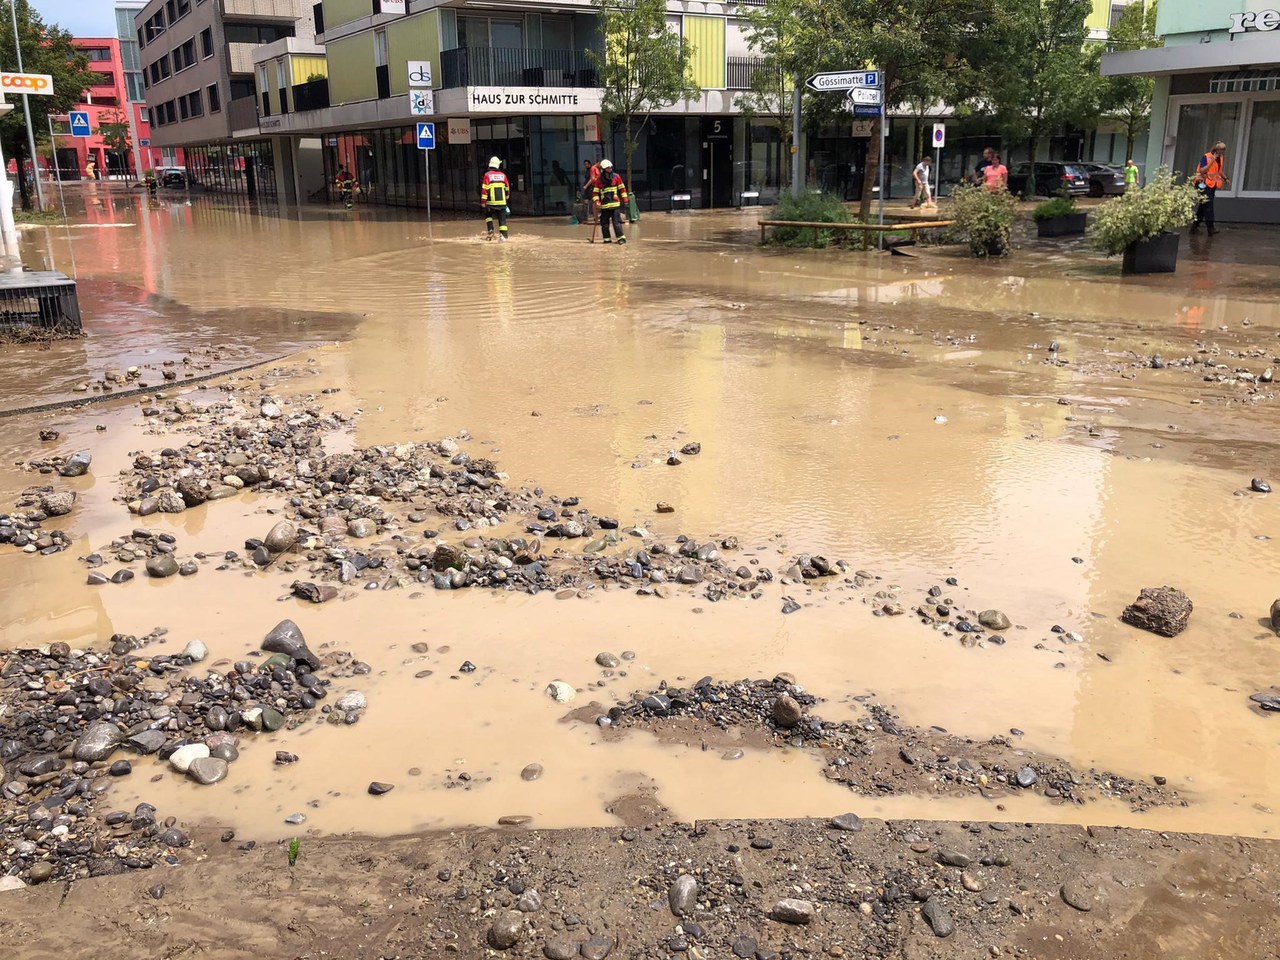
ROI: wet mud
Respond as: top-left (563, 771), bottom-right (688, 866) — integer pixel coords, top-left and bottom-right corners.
top-left (1, 197), bottom-right (1279, 952)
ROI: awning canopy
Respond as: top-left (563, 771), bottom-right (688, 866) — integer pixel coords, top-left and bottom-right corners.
top-left (1102, 31), bottom-right (1280, 77)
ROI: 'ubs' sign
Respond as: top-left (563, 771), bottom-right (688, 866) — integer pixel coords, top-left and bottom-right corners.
top-left (1229, 9), bottom-right (1280, 33)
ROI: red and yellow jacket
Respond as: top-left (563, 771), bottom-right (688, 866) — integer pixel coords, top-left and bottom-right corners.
top-left (480, 170), bottom-right (510, 207)
top-left (593, 172), bottom-right (629, 210)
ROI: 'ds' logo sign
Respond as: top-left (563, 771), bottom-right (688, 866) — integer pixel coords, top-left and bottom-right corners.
top-left (409, 68), bottom-right (431, 83)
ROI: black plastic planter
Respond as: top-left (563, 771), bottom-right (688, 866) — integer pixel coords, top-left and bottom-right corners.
top-left (1122, 232), bottom-right (1180, 274)
top-left (1036, 212), bottom-right (1088, 237)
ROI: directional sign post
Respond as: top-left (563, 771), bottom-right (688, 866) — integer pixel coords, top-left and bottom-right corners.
top-left (932, 123), bottom-right (945, 202)
top-left (848, 87), bottom-right (882, 107)
top-left (69, 111), bottom-right (91, 137)
top-left (805, 70), bottom-right (878, 93)
top-left (417, 122), bottom-right (435, 222)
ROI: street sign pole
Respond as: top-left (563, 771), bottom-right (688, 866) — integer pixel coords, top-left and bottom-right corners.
top-left (10, 1), bottom-right (44, 210)
top-left (877, 72), bottom-right (885, 247)
top-left (791, 74), bottom-right (802, 199)
top-left (47, 114), bottom-right (66, 211)
top-left (425, 147), bottom-right (431, 222)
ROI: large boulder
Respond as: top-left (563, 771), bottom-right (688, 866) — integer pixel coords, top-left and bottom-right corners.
top-left (59, 451), bottom-right (91, 477)
top-left (261, 619), bottom-right (320, 668)
top-left (1121, 587), bottom-right (1192, 637)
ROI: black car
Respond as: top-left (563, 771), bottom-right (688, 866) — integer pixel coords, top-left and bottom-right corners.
top-left (158, 167), bottom-right (187, 188)
top-left (1006, 162), bottom-right (1090, 198)
top-left (1079, 162), bottom-right (1127, 197)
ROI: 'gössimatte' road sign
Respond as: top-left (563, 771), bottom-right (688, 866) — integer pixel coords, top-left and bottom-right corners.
top-left (853, 104), bottom-right (882, 117)
top-left (69, 111), bottom-right (91, 137)
top-left (805, 70), bottom-right (878, 92)
top-left (417, 122), bottom-right (436, 150)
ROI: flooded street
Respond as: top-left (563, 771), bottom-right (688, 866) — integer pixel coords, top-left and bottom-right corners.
top-left (3, 193), bottom-right (1280, 853)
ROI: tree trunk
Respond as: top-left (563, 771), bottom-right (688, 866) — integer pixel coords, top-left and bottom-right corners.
top-left (857, 114), bottom-right (881, 222)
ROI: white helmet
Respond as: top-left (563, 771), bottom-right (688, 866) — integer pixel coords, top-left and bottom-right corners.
top-left (488, 156), bottom-right (501, 168)
top-left (599, 159), bottom-right (613, 170)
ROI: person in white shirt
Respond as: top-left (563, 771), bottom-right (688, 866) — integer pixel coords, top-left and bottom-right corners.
top-left (911, 155), bottom-right (933, 208)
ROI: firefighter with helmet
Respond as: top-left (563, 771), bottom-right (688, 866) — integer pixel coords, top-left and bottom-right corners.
top-left (592, 159), bottom-right (629, 245)
top-left (480, 156), bottom-right (511, 240)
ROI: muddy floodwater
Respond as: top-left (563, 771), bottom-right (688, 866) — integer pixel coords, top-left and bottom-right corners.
top-left (3, 195), bottom-right (1280, 847)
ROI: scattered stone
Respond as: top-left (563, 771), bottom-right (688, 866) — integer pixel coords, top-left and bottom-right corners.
top-left (1252, 478), bottom-right (1272, 494)
top-left (145, 555), bottom-right (179, 579)
top-left (182, 639), bottom-right (208, 662)
top-left (291, 581), bottom-right (338, 603)
top-left (261, 619), bottom-right (321, 669)
top-left (546, 680), bottom-right (576, 703)
top-left (59, 451), bottom-right (92, 477)
top-left (580, 935), bottom-right (614, 959)
top-left (1270, 599), bottom-right (1280, 635)
top-left (521, 764), bottom-right (543, 782)
top-left (1016, 766), bottom-right (1039, 788)
top-left (38, 491), bottom-right (75, 517)
top-left (595, 652), bottom-right (620, 668)
top-left (830, 813), bottom-right (863, 832)
top-left (978, 609), bottom-right (1012, 631)
top-left (187, 757), bottom-right (229, 785)
top-left (368, 781), bottom-right (395, 795)
top-left (168, 743), bottom-right (210, 773)
top-left (488, 912), bottom-right (524, 950)
top-left (1060, 878), bottom-right (1096, 912)
top-left (921, 899), bottom-right (954, 937)
top-left (263, 520), bottom-right (298, 553)
top-left (1121, 586), bottom-right (1193, 637)
top-left (771, 898), bottom-right (814, 925)
top-left (74, 720), bottom-right (122, 762)
top-left (669, 874), bottom-right (698, 917)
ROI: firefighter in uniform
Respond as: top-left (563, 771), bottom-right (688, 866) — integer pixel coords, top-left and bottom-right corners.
top-left (335, 167), bottom-right (358, 208)
top-left (592, 159), bottom-right (629, 245)
top-left (480, 156), bottom-right (511, 240)
top-left (1192, 141), bottom-right (1228, 236)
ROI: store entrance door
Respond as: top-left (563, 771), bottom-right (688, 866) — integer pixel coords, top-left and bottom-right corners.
top-left (701, 117), bottom-right (733, 208)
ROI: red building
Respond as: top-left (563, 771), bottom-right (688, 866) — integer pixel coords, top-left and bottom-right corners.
top-left (53, 38), bottom-right (180, 180)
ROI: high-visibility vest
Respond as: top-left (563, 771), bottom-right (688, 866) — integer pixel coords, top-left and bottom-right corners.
top-left (593, 173), bottom-right (628, 210)
top-left (481, 170), bottom-right (510, 206)
top-left (1199, 153), bottom-right (1224, 189)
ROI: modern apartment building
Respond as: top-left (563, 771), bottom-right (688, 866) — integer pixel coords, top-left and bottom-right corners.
top-left (135, 0), bottom-right (315, 196)
top-left (1103, 0), bottom-right (1280, 223)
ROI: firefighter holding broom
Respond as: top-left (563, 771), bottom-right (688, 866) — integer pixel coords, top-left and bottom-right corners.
top-left (592, 159), bottom-right (629, 245)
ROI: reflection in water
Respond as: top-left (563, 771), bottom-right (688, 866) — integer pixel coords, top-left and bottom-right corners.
top-left (1, 198), bottom-right (1279, 841)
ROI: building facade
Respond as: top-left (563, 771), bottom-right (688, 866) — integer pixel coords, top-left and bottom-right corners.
top-left (134, 0), bottom-right (315, 197)
top-left (1103, 0), bottom-right (1280, 222)
top-left (52, 37), bottom-right (173, 180)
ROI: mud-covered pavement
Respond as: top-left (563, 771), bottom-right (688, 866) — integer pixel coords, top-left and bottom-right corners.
top-left (1, 195), bottom-right (1279, 956)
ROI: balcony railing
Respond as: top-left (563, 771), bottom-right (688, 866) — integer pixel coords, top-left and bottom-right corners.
top-left (292, 77), bottom-right (329, 112)
top-left (441, 47), bottom-right (599, 89)
top-left (228, 95), bottom-right (259, 132)
top-left (727, 56), bottom-right (777, 91)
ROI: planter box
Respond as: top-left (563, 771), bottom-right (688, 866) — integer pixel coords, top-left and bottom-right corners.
top-left (1036, 212), bottom-right (1088, 237)
top-left (1122, 232), bottom-right (1180, 275)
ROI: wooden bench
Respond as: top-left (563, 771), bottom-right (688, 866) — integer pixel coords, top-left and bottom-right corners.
top-left (758, 218), bottom-right (955, 245)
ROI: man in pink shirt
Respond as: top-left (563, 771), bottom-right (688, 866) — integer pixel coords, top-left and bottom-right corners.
top-left (983, 152), bottom-right (1008, 193)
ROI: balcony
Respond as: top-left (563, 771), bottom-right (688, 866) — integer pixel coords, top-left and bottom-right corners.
top-left (228, 94), bottom-right (259, 132)
top-left (292, 77), bottom-right (329, 112)
top-left (441, 47), bottom-right (599, 89)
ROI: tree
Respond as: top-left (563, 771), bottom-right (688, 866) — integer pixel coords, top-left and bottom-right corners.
top-left (764, 0), bottom-right (996, 219)
top-left (589, 0), bottom-right (699, 193)
top-left (98, 108), bottom-right (132, 174)
top-left (0, 1), bottom-right (97, 208)
top-left (737, 3), bottom-right (795, 188)
top-left (1099, 0), bottom-right (1160, 162)
top-left (988, 0), bottom-right (1100, 195)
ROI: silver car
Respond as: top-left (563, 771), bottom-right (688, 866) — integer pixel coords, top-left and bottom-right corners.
top-left (1080, 163), bottom-right (1127, 197)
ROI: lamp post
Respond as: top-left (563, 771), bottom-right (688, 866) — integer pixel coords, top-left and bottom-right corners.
top-left (10, 0), bottom-right (45, 210)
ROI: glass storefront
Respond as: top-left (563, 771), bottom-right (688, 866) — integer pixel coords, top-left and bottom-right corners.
top-left (184, 140), bottom-right (278, 200)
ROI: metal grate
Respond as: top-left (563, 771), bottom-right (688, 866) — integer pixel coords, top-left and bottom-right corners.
top-left (0, 272), bottom-right (82, 335)
top-left (1211, 70), bottom-right (1280, 93)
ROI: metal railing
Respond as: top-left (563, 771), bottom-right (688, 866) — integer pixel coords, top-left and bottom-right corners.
top-left (292, 77), bottom-right (329, 112)
top-left (440, 47), bottom-right (599, 89)
top-left (727, 57), bottom-right (776, 91)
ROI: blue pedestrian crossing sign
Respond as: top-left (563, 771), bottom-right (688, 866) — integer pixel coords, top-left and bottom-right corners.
top-left (69, 111), bottom-right (91, 137)
top-left (416, 122), bottom-right (435, 150)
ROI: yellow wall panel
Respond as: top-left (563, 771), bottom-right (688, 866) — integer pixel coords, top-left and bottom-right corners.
top-left (322, 0), bottom-right (369, 31)
top-left (291, 55), bottom-right (328, 85)
top-left (685, 15), bottom-right (725, 90)
top-left (388, 11), bottom-right (441, 95)
top-left (327, 32), bottom-right (377, 104)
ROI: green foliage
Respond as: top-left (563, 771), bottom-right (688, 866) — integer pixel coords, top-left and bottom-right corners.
top-left (589, 0), bottom-right (699, 189)
top-left (288, 837), bottom-right (301, 867)
top-left (1088, 168), bottom-right (1198, 257)
top-left (305, 73), bottom-right (326, 84)
top-left (987, 0), bottom-right (1098, 194)
top-left (98, 109), bottom-right (131, 159)
top-left (951, 183), bottom-right (1018, 257)
top-left (0, 1), bottom-right (98, 208)
top-left (1032, 195), bottom-right (1078, 220)
top-left (1100, 0), bottom-right (1161, 161)
top-left (766, 191), bottom-right (854, 247)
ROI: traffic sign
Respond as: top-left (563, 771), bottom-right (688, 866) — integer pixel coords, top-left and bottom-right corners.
top-left (805, 70), bottom-right (878, 93)
top-left (416, 122), bottom-right (436, 150)
top-left (69, 111), bottom-right (91, 137)
top-left (853, 104), bottom-right (882, 117)
top-left (848, 87), bottom-right (882, 106)
top-left (932, 123), bottom-right (946, 148)
top-left (140, 138), bottom-right (150, 147)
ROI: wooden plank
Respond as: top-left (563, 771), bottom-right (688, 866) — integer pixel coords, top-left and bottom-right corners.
top-left (757, 219), bottom-right (953, 232)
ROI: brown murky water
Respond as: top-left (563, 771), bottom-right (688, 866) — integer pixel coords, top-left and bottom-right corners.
top-left (3, 196), bottom-right (1279, 841)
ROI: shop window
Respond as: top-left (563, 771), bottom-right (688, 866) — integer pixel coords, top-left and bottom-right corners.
top-left (1173, 102), bottom-right (1239, 182)
top-left (1243, 100), bottom-right (1280, 192)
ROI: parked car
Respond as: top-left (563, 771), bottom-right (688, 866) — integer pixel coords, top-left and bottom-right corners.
top-left (158, 167), bottom-right (187, 188)
top-left (1079, 162), bottom-right (1127, 197)
top-left (1006, 162), bottom-right (1090, 198)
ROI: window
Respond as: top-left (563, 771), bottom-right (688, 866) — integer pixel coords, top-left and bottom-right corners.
top-left (1243, 101), bottom-right (1280, 192)
top-left (127, 72), bottom-right (145, 101)
top-left (84, 47), bottom-right (113, 62)
top-left (165, 1), bottom-right (176, 25)
top-left (179, 90), bottom-right (201, 120)
top-left (276, 60), bottom-right (288, 89)
top-left (200, 27), bottom-right (213, 58)
top-left (1109, 2), bottom-right (1128, 30)
top-left (92, 71), bottom-right (117, 88)
top-left (1173, 102), bottom-right (1240, 183)
top-left (92, 96), bottom-right (120, 107)
top-left (173, 38), bottom-right (197, 71)
top-left (207, 82), bottom-right (220, 113)
top-left (375, 29), bottom-right (388, 66)
top-left (176, 0), bottom-right (191, 18)
top-left (223, 23), bottom-right (294, 45)
top-left (149, 55), bottom-right (171, 84)
top-left (139, 106), bottom-right (149, 122)
top-left (143, 12), bottom-right (166, 43)
top-left (137, 28), bottom-right (145, 49)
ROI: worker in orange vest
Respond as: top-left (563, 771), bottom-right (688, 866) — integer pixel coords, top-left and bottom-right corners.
top-left (1192, 140), bottom-right (1229, 236)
